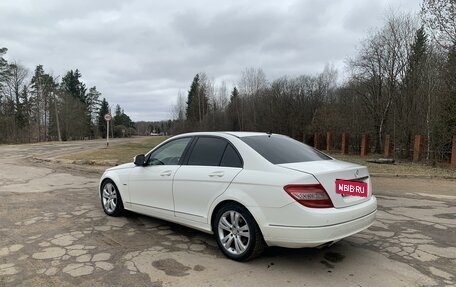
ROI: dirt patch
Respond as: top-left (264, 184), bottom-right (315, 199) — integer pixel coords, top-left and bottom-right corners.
top-left (193, 264), bottom-right (205, 271)
top-left (324, 252), bottom-right (345, 263)
top-left (152, 258), bottom-right (191, 277)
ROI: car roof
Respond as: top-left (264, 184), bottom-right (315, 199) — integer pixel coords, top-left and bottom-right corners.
top-left (176, 131), bottom-right (270, 138)
top-left (223, 131), bottom-right (270, 138)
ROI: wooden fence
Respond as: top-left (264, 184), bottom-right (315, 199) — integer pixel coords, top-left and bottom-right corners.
top-left (304, 132), bottom-right (456, 168)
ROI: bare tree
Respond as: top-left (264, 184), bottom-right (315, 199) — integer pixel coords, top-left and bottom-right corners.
top-left (349, 12), bottom-right (417, 152)
top-left (238, 67), bottom-right (268, 130)
top-left (421, 0), bottom-right (456, 49)
top-left (172, 90), bottom-right (187, 121)
top-left (216, 80), bottom-right (229, 111)
top-left (2, 62), bottom-right (28, 140)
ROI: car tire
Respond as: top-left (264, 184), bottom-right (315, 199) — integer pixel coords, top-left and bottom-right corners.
top-left (101, 179), bottom-right (124, 217)
top-left (214, 203), bottom-right (265, 261)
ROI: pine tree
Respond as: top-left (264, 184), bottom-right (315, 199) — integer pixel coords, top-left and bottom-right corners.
top-left (186, 74), bottom-right (200, 122)
top-left (60, 69), bottom-right (86, 102)
top-left (60, 69), bottom-right (90, 138)
top-left (228, 87), bottom-right (242, 130)
top-left (86, 86), bottom-right (101, 136)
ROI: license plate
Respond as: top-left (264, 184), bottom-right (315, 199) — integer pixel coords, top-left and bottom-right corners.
top-left (335, 179), bottom-right (368, 197)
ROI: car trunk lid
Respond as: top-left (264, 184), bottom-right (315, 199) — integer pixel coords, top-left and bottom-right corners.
top-left (278, 160), bottom-right (371, 208)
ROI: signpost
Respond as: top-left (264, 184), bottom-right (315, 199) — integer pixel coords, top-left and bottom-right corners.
top-left (104, 113), bottom-right (112, 147)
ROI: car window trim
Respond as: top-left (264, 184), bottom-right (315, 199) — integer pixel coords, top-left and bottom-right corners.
top-left (182, 135), bottom-right (244, 168)
top-left (180, 136), bottom-right (198, 165)
top-left (220, 142), bottom-right (244, 168)
top-left (144, 136), bottom-right (195, 166)
top-left (218, 143), bottom-right (229, 166)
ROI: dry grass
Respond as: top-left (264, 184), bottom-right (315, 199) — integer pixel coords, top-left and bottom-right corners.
top-left (328, 152), bottom-right (456, 179)
top-left (59, 136), bottom-right (456, 178)
top-left (60, 136), bottom-right (167, 165)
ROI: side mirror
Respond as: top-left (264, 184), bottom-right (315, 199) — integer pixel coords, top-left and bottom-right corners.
top-left (133, 154), bottom-right (145, 166)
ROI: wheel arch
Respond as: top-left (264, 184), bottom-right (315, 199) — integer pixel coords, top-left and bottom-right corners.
top-left (210, 200), bottom-right (243, 230)
top-left (210, 199), bottom-right (267, 260)
top-left (99, 174), bottom-right (127, 205)
top-left (209, 198), bottom-right (265, 235)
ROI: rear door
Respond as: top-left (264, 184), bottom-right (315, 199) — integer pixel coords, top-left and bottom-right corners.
top-left (173, 136), bottom-right (243, 223)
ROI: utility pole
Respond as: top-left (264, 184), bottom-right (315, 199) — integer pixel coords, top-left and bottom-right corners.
top-left (53, 91), bottom-right (62, 141)
top-left (50, 75), bottom-right (61, 141)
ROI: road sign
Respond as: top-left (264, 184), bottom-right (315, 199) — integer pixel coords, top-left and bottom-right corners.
top-left (104, 113), bottom-right (111, 147)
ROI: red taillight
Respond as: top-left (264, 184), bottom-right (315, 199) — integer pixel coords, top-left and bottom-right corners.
top-left (284, 184), bottom-right (334, 208)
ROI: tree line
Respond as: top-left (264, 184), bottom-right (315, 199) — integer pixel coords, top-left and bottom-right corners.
top-left (0, 54), bottom-right (134, 143)
top-left (171, 1), bottom-right (456, 162)
top-left (2, 0), bottom-right (454, 164)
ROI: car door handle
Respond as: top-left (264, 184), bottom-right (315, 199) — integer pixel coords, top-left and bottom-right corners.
top-left (209, 171), bottom-right (224, 177)
top-left (160, 170), bottom-right (172, 177)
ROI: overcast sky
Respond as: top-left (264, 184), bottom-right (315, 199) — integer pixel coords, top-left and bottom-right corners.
top-left (0, 0), bottom-right (420, 121)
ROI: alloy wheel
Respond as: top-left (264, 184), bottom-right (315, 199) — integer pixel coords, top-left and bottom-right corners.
top-left (102, 182), bottom-right (117, 213)
top-left (217, 210), bottom-right (251, 255)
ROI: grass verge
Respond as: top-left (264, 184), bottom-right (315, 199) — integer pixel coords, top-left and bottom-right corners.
top-left (59, 136), bottom-right (167, 165)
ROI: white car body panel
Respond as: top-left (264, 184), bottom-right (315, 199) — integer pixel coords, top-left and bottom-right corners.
top-left (258, 204), bottom-right (376, 248)
top-left (101, 163), bottom-right (134, 209)
top-left (278, 160), bottom-right (372, 208)
top-left (128, 164), bottom-right (180, 217)
top-left (173, 165), bottom-right (242, 223)
top-left (99, 131), bottom-right (377, 249)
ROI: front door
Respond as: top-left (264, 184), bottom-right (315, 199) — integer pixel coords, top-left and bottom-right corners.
top-left (129, 137), bottom-right (192, 218)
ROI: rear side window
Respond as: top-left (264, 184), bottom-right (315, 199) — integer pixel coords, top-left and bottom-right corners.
top-left (220, 144), bottom-right (243, 168)
top-left (188, 137), bottom-right (227, 166)
top-left (241, 134), bottom-right (330, 164)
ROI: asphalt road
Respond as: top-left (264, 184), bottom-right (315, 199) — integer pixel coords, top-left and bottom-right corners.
top-left (0, 140), bottom-right (455, 287)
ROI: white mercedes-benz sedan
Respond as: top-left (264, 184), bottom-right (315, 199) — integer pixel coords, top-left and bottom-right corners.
top-left (99, 132), bottom-right (377, 261)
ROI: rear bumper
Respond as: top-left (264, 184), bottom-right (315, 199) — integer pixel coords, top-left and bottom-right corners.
top-left (262, 208), bottom-right (376, 248)
top-left (251, 195), bottom-right (377, 248)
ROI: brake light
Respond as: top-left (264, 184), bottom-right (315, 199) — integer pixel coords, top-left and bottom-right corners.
top-left (284, 184), bottom-right (334, 208)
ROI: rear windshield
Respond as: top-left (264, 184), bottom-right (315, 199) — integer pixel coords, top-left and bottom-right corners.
top-left (240, 134), bottom-right (331, 164)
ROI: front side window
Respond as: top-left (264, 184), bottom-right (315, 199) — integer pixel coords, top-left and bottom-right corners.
top-left (147, 137), bottom-right (191, 166)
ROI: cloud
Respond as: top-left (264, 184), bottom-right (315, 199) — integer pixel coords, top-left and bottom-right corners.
top-left (0, 0), bottom-right (420, 121)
